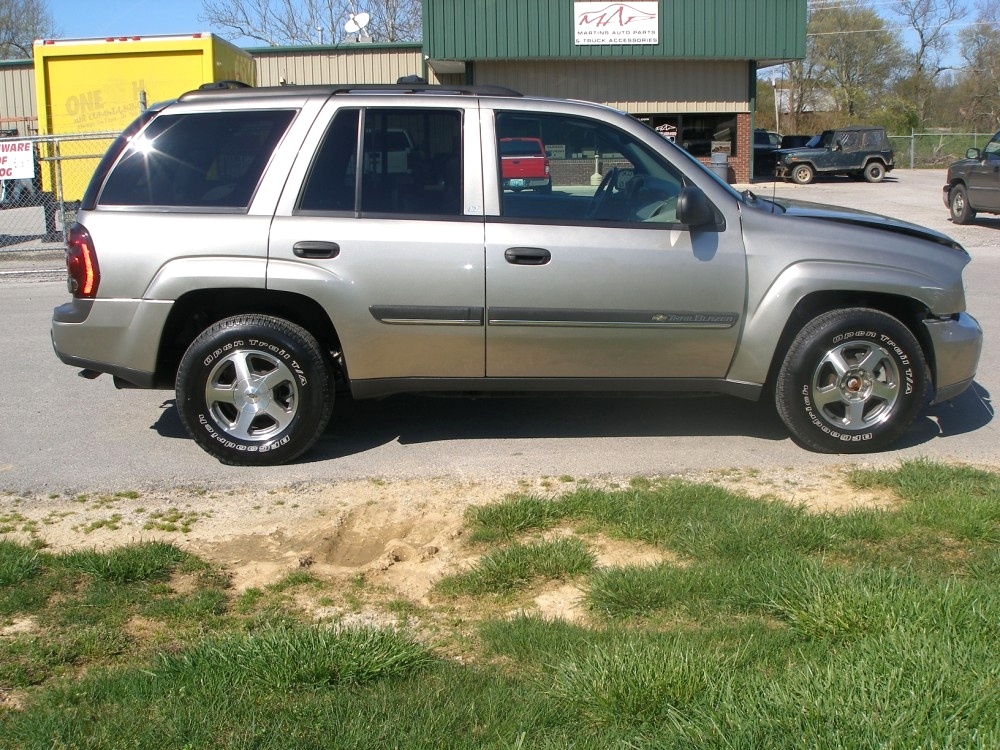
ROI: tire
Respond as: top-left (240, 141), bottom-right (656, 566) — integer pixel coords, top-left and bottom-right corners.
top-left (791, 164), bottom-right (814, 185)
top-left (949, 184), bottom-right (975, 225)
top-left (775, 308), bottom-right (927, 453)
top-left (863, 161), bottom-right (886, 183)
top-left (176, 315), bottom-right (334, 466)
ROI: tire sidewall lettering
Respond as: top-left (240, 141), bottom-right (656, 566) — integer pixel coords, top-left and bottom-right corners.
top-left (797, 325), bottom-right (916, 441)
top-left (197, 412), bottom-right (292, 452)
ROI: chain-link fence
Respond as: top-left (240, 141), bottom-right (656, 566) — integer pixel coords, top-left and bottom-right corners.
top-left (0, 131), bottom-right (116, 254)
top-left (888, 132), bottom-right (996, 170)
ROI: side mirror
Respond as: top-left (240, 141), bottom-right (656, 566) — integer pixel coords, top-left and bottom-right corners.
top-left (967, 147), bottom-right (982, 160)
top-left (833, 140), bottom-right (843, 151)
top-left (676, 186), bottom-right (715, 228)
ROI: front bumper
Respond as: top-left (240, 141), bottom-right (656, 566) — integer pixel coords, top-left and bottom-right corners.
top-left (924, 312), bottom-right (982, 404)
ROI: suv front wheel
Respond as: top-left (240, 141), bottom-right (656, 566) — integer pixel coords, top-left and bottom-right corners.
top-left (775, 308), bottom-right (927, 453)
top-left (176, 315), bottom-right (334, 465)
top-left (790, 164), bottom-right (815, 185)
top-left (949, 184), bottom-right (976, 225)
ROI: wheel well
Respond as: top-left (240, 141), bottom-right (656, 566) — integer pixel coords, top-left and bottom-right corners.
top-left (764, 291), bottom-right (934, 390)
top-left (154, 288), bottom-right (342, 388)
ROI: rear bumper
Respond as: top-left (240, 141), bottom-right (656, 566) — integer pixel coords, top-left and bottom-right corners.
top-left (502, 177), bottom-right (551, 190)
top-left (924, 312), bottom-right (982, 404)
top-left (51, 297), bottom-right (173, 388)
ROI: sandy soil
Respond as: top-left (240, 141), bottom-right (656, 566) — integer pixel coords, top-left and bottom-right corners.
top-left (1, 466), bottom-right (898, 624)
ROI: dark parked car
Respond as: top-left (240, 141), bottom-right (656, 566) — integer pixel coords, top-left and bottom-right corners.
top-left (774, 126), bottom-right (894, 184)
top-left (753, 129), bottom-right (782, 177)
top-left (943, 129), bottom-right (1000, 224)
top-left (779, 134), bottom-right (816, 149)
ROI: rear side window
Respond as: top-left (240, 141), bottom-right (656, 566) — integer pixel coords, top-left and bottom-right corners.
top-left (297, 107), bottom-right (462, 217)
top-left (98, 110), bottom-right (296, 208)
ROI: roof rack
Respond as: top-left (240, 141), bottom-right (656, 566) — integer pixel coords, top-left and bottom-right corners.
top-left (179, 83), bottom-right (523, 102)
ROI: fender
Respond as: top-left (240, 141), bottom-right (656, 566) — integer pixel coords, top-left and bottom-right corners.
top-left (144, 256), bottom-right (267, 300)
top-left (727, 259), bottom-right (949, 385)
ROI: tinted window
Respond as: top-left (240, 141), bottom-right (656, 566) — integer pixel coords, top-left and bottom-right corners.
top-left (359, 109), bottom-right (462, 216)
top-left (496, 111), bottom-right (685, 225)
top-left (299, 109), bottom-right (360, 212)
top-left (99, 110), bottom-right (295, 208)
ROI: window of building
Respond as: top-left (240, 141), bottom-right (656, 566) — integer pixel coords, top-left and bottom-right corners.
top-left (636, 114), bottom-right (738, 157)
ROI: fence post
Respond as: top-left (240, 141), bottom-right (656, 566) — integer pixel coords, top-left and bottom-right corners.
top-left (910, 128), bottom-right (915, 170)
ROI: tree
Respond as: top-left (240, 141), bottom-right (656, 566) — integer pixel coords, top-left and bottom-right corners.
top-left (892, 0), bottom-right (966, 127)
top-left (199, 0), bottom-right (422, 47)
top-left (0, 0), bottom-right (57, 59)
top-left (956, 2), bottom-right (1000, 130)
top-left (809, 1), bottom-right (904, 120)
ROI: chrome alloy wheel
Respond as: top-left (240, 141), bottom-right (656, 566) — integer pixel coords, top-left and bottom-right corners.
top-left (810, 340), bottom-right (900, 430)
top-left (204, 349), bottom-right (299, 441)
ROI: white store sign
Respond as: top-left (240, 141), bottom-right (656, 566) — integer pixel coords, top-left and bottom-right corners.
top-left (575, 2), bottom-right (659, 46)
top-left (0, 141), bottom-right (35, 179)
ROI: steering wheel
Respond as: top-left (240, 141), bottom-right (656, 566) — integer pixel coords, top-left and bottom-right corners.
top-left (625, 173), bottom-right (645, 200)
top-left (588, 167), bottom-right (619, 219)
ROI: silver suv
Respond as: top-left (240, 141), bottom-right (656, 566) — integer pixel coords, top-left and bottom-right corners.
top-left (52, 84), bottom-right (982, 465)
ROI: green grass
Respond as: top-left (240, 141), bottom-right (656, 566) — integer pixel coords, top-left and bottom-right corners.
top-left (1, 459), bottom-right (998, 748)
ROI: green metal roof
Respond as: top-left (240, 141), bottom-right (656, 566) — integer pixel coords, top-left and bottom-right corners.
top-left (424, 0), bottom-right (806, 61)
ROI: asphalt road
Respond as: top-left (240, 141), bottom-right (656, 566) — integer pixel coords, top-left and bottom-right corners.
top-left (1, 169), bottom-right (996, 494)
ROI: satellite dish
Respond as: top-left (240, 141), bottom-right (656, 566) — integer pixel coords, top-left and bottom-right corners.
top-left (344, 12), bottom-right (370, 34)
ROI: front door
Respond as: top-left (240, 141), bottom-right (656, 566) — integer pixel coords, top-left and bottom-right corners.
top-left (967, 131), bottom-right (1000, 212)
top-left (482, 109), bottom-right (747, 381)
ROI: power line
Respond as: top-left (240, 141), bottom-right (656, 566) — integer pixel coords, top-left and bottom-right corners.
top-left (807, 20), bottom-right (996, 36)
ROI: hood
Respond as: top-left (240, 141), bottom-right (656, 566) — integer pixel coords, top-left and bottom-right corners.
top-left (773, 146), bottom-right (826, 158)
top-left (765, 197), bottom-right (964, 252)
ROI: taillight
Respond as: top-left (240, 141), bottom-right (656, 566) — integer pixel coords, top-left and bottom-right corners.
top-left (65, 223), bottom-right (100, 298)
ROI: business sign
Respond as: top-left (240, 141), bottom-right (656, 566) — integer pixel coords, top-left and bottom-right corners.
top-left (0, 141), bottom-right (35, 179)
top-left (575, 2), bottom-right (659, 46)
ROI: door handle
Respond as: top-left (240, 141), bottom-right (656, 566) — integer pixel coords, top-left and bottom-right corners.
top-left (504, 247), bottom-right (551, 265)
top-left (293, 241), bottom-right (340, 259)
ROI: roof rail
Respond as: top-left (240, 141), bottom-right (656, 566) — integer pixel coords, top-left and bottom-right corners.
top-left (330, 83), bottom-right (523, 97)
top-left (179, 82), bottom-right (522, 102)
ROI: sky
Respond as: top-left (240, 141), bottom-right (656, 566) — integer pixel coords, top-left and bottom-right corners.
top-left (44, 0), bottom-right (985, 55)
top-left (44, 0), bottom-right (253, 46)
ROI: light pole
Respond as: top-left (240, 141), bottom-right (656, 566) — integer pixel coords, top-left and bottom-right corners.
top-left (772, 77), bottom-right (780, 133)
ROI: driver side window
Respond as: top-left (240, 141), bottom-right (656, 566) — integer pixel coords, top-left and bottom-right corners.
top-left (983, 133), bottom-right (1000, 160)
top-left (495, 112), bottom-right (684, 225)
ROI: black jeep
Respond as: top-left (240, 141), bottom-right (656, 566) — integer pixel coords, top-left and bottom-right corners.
top-left (774, 125), bottom-right (894, 185)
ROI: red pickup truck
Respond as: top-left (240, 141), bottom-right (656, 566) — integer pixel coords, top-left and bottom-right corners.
top-left (500, 137), bottom-right (552, 193)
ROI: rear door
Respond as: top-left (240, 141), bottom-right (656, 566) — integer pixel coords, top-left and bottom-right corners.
top-left (482, 105), bottom-right (747, 380)
top-left (267, 99), bottom-right (487, 382)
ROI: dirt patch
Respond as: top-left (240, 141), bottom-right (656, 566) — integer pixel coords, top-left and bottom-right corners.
top-left (0, 467), bottom-right (897, 604)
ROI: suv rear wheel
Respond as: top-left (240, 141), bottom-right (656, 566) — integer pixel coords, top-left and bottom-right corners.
top-left (791, 164), bottom-right (815, 185)
top-left (176, 315), bottom-right (334, 465)
top-left (949, 184), bottom-right (976, 225)
top-left (775, 308), bottom-right (927, 453)
top-left (863, 161), bottom-right (886, 183)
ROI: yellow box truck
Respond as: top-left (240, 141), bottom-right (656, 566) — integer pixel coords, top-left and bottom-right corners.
top-left (33, 33), bottom-right (254, 204)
